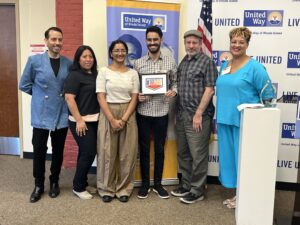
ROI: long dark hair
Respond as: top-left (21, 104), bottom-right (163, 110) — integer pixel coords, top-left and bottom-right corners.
top-left (71, 45), bottom-right (98, 75)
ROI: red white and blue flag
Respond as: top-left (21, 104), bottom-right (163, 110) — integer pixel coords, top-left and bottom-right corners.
top-left (198, 0), bottom-right (212, 57)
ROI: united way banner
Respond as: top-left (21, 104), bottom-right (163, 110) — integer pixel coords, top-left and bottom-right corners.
top-left (106, 0), bottom-right (180, 184)
top-left (106, 0), bottom-right (180, 65)
top-left (188, 0), bottom-right (300, 183)
top-left (295, 96), bottom-right (300, 139)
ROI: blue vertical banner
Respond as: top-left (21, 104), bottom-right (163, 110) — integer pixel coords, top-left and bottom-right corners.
top-left (295, 96), bottom-right (300, 139)
top-left (106, 0), bottom-right (180, 67)
top-left (106, 0), bottom-right (180, 183)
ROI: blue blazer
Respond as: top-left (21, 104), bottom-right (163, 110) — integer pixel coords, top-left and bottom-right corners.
top-left (19, 52), bottom-right (72, 131)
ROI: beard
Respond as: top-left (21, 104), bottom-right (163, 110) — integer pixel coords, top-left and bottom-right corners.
top-left (50, 45), bottom-right (61, 54)
top-left (186, 49), bottom-right (200, 58)
top-left (147, 44), bottom-right (160, 54)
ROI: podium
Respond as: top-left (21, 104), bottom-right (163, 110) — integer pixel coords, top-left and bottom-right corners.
top-left (236, 108), bottom-right (281, 225)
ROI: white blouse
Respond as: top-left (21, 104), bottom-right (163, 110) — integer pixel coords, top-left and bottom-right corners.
top-left (96, 67), bottom-right (140, 103)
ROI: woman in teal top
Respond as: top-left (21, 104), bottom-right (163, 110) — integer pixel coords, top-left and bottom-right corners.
top-left (216, 27), bottom-right (274, 209)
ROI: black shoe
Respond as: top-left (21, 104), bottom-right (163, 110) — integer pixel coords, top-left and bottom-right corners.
top-left (30, 186), bottom-right (44, 203)
top-left (102, 195), bottom-right (113, 203)
top-left (171, 186), bottom-right (190, 197)
top-left (49, 182), bottom-right (60, 198)
top-left (153, 186), bottom-right (169, 199)
top-left (137, 186), bottom-right (150, 199)
top-left (180, 192), bottom-right (204, 204)
top-left (119, 196), bottom-right (129, 203)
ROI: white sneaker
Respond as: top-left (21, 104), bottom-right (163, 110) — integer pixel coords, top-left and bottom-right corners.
top-left (73, 190), bottom-right (93, 200)
top-left (86, 186), bottom-right (97, 194)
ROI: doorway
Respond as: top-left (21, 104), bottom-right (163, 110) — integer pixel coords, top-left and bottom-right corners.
top-left (0, 4), bottom-right (20, 155)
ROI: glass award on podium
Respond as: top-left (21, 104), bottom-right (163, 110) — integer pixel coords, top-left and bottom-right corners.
top-left (260, 80), bottom-right (277, 108)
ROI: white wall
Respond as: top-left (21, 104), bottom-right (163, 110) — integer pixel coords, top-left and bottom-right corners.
top-left (19, 0), bottom-right (56, 153)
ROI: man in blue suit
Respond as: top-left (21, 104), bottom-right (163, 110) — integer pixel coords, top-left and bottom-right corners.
top-left (19, 27), bottom-right (72, 203)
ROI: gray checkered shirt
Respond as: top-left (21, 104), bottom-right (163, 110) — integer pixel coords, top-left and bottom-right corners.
top-left (177, 53), bottom-right (218, 120)
top-left (133, 52), bottom-right (177, 117)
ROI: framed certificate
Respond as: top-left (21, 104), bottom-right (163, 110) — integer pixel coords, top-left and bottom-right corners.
top-left (140, 73), bottom-right (168, 95)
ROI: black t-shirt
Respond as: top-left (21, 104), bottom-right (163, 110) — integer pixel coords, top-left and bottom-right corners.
top-left (50, 58), bottom-right (60, 77)
top-left (64, 70), bottom-right (99, 116)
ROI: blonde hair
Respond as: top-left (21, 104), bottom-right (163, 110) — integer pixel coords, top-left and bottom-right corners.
top-left (229, 27), bottom-right (252, 43)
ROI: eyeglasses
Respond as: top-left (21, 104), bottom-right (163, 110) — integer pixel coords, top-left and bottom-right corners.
top-left (112, 49), bottom-right (127, 53)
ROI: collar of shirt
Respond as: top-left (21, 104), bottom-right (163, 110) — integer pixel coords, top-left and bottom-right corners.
top-left (183, 52), bottom-right (202, 62)
top-left (146, 51), bottom-right (164, 62)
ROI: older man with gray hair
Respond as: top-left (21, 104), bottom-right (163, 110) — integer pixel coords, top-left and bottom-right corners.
top-left (171, 30), bottom-right (218, 204)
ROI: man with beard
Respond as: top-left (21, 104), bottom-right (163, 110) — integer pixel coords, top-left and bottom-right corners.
top-left (19, 27), bottom-right (72, 203)
top-left (171, 30), bottom-right (217, 204)
top-left (133, 26), bottom-right (177, 199)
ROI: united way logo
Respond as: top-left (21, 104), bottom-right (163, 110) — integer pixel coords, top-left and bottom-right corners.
top-left (267, 11), bottom-right (283, 26)
top-left (146, 78), bottom-right (163, 90)
top-left (244, 10), bottom-right (283, 27)
top-left (122, 13), bottom-right (166, 31)
top-left (287, 52), bottom-right (300, 68)
top-left (153, 17), bottom-right (165, 30)
top-left (212, 51), bottom-right (232, 66)
top-left (281, 123), bottom-right (296, 139)
top-left (220, 51), bottom-right (232, 62)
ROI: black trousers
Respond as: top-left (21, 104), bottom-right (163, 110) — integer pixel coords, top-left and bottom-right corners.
top-left (136, 113), bottom-right (168, 188)
top-left (32, 127), bottom-right (68, 188)
top-left (69, 121), bottom-right (98, 192)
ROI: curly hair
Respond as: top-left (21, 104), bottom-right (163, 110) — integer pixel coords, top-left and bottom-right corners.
top-left (229, 27), bottom-right (252, 43)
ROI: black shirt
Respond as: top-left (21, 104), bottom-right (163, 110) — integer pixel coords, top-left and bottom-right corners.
top-left (64, 70), bottom-right (99, 116)
top-left (50, 58), bottom-right (60, 77)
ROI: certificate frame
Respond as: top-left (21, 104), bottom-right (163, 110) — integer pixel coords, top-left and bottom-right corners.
top-left (140, 73), bottom-right (168, 95)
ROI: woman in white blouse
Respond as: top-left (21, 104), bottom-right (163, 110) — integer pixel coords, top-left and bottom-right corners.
top-left (96, 40), bottom-right (139, 203)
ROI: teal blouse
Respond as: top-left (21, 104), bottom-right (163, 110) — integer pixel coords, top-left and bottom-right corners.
top-left (216, 58), bottom-right (274, 127)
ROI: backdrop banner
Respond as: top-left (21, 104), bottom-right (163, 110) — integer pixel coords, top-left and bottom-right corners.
top-left (190, 0), bottom-right (300, 183)
top-left (106, 0), bottom-right (180, 184)
top-left (295, 96), bottom-right (300, 139)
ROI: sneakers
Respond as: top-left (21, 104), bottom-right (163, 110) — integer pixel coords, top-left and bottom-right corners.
top-left (180, 192), bottom-right (204, 204)
top-left (153, 186), bottom-right (169, 199)
top-left (86, 186), bottom-right (97, 194)
top-left (137, 186), bottom-right (150, 199)
top-left (171, 187), bottom-right (190, 197)
top-left (73, 190), bottom-right (93, 200)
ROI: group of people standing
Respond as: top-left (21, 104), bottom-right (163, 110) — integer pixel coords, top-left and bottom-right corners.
top-left (19, 25), bottom-right (274, 208)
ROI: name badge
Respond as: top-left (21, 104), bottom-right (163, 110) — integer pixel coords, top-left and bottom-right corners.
top-left (221, 66), bottom-right (231, 75)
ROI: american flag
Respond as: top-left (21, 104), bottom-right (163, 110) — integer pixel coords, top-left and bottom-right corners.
top-left (198, 0), bottom-right (212, 57)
